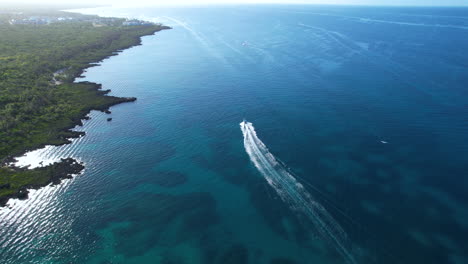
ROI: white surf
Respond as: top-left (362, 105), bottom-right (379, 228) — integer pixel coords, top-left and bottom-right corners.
top-left (240, 121), bottom-right (357, 264)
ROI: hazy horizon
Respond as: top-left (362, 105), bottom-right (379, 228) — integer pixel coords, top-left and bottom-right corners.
top-left (3, 0), bottom-right (468, 7)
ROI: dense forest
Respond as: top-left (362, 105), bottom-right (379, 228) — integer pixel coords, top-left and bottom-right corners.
top-left (0, 8), bottom-right (169, 205)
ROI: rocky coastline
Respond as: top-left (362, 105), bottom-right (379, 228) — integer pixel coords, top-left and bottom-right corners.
top-left (0, 158), bottom-right (84, 207)
top-left (0, 20), bottom-right (171, 207)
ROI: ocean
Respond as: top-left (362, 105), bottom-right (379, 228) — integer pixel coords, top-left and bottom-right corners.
top-left (1, 5), bottom-right (468, 264)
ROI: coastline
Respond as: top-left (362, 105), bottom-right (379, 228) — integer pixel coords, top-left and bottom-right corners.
top-left (0, 158), bottom-right (85, 207)
top-left (1, 25), bottom-right (171, 164)
top-left (0, 13), bottom-right (171, 207)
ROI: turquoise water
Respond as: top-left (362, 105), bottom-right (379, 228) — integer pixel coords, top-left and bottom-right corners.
top-left (1, 5), bottom-right (468, 264)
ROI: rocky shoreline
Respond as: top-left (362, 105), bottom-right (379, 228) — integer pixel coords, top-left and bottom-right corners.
top-left (0, 158), bottom-right (84, 207)
top-left (0, 21), bottom-right (171, 207)
top-left (1, 25), bottom-right (171, 166)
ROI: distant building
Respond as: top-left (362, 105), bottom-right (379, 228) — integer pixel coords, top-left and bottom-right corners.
top-left (57, 17), bottom-right (75, 21)
top-left (7, 16), bottom-right (79, 26)
top-left (122, 19), bottom-right (153, 26)
top-left (9, 17), bottom-right (49, 25)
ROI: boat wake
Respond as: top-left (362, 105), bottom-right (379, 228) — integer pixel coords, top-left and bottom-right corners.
top-left (240, 121), bottom-right (357, 264)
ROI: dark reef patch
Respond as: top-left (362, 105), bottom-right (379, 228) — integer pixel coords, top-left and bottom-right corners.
top-left (217, 244), bottom-right (249, 264)
top-left (248, 180), bottom-right (309, 245)
top-left (96, 192), bottom-right (219, 258)
top-left (149, 142), bottom-right (177, 164)
top-left (151, 171), bottom-right (188, 187)
top-left (270, 257), bottom-right (297, 264)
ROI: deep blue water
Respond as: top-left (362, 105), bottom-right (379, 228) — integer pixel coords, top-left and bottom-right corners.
top-left (1, 5), bottom-right (468, 264)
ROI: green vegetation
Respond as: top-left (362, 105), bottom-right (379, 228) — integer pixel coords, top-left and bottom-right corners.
top-left (0, 158), bottom-right (84, 206)
top-left (0, 9), bottom-right (169, 205)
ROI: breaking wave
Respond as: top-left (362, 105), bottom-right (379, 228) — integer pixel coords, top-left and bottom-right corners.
top-left (241, 121), bottom-right (357, 264)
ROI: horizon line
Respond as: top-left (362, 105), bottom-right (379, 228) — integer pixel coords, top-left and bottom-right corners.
top-left (4, 1), bottom-right (468, 8)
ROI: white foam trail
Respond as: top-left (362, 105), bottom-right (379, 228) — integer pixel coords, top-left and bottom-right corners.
top-left (298, 23), bottom-right (364, 55)
top-left (285, 11), bottom-right (468, 30)
top-left (162, 16), bottom-right (209, 47)
top-left (161, 16), bottom-right (228, 65)
top-left (241, 121), bottom-right (357, 264)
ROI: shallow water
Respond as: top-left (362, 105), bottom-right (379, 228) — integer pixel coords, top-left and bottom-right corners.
top-left (2, 5), bottom-right (468, 264)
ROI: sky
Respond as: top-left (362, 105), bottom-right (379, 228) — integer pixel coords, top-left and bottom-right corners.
top-left (8, 0), bottom-right (468, 6)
